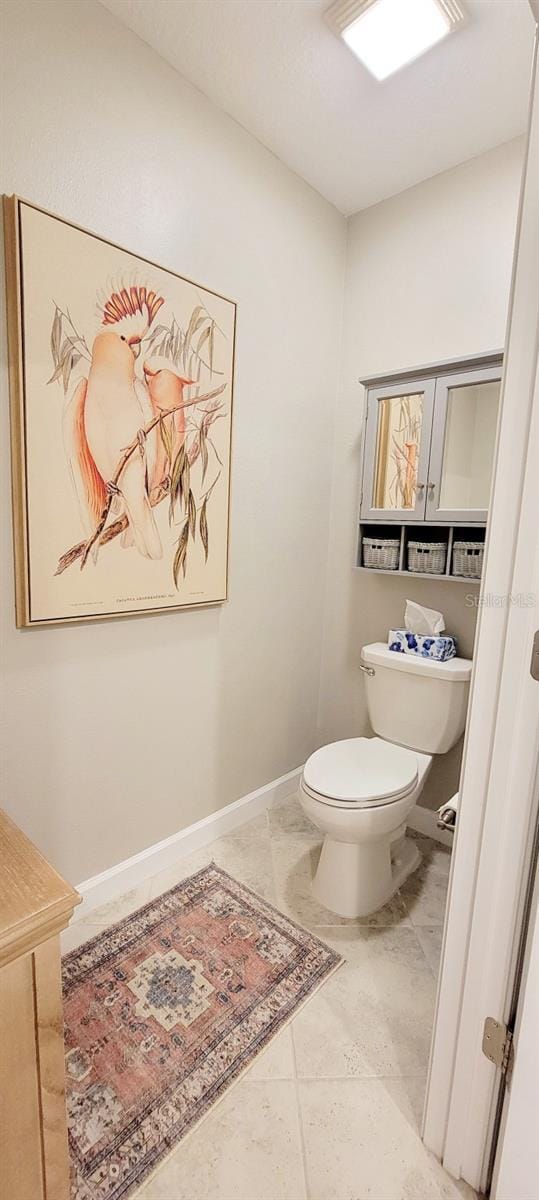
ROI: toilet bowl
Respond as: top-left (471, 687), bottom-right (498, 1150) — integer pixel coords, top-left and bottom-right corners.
top-left (299, 642), bottom-right (472, 918)
top-left (300, 737), bottom-right (432, 917)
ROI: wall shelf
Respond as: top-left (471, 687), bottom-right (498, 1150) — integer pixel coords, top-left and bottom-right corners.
top-left (358, 522), bottom-right (486, 584)
top-left (356, 566), bottom-right (479, 584)
top-left (355, 355), bottom-right (500, 587)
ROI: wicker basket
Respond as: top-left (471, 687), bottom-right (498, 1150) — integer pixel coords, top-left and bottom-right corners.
top-left (453, 540), bottom-right (484, 579)
top-left (407, 540), bottom-right (447, 575)
top-left (362, 536), bottom-right (400, 570)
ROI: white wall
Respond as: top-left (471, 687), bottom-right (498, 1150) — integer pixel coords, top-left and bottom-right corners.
top-left (318, 140), bottom-right (523, 811)
top-left (0, 1), bottom-right (525, 880)
top-left (0, 0), bottom-right (346, 883)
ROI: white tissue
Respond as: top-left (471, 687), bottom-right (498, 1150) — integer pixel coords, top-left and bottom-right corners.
top-left (405, 599), bottom-right (445, 636)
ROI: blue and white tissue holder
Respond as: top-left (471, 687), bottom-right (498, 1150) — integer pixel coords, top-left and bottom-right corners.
top-left (388, 630), bottom-right (457, 662)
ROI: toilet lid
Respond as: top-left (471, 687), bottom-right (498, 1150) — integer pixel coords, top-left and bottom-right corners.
top-left (303, 737), bottom-right (418, 805)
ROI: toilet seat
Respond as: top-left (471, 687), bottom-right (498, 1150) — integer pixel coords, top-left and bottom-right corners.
top-left (302, 737), bottom-right (418, 809)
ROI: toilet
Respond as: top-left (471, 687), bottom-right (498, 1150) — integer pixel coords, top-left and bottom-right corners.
top-left (299, 642), bottom-right (472, 918)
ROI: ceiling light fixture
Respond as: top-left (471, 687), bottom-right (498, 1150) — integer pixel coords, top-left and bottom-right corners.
top-left (325, 0), bottom-right (465, 81)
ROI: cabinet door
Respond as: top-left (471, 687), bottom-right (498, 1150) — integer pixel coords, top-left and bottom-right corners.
top-left (361, 378), bottom-right (435, 521)
top-left (426, 366), bottom-right (502, 523)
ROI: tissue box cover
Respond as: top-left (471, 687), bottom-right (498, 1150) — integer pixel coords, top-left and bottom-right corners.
top-left (388, 631), bottom-right (457, 662)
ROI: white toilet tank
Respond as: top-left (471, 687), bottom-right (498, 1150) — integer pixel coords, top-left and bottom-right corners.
top-left (361, 642), bottom-right (473, 755)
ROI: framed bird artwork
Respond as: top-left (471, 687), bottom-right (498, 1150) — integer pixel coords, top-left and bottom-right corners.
top-left (3, 196), bottom-right (236, 627)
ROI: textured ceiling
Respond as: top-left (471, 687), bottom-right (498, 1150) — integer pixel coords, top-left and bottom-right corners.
top-left (100, 0), bottom-right (534, 215)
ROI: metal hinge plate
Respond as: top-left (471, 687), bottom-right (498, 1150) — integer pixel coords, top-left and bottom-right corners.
top-left (482, 1017), bottom-right (514, 1079)
top-left (530, 631), bottom-right (539, 681)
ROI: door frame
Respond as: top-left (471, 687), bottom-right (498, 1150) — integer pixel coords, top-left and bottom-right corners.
top-left (423, 17), bottom-right (539, 1193)
top-left (491, 828), bottom-right (539, 1198)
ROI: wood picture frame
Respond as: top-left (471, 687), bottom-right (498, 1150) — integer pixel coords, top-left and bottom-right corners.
top-left (3, 196), bottom-right (236, 627)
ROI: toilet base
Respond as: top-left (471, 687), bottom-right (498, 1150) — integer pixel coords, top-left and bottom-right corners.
top-left (312, 831), bottom-right (421, 919)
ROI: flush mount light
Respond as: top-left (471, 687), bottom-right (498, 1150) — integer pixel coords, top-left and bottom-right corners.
top-left (325, 0), bottom-right (465, 81)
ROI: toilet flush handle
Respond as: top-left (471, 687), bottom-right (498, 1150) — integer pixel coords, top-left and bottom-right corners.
top-left (359, 664), bottom-right (375, 677)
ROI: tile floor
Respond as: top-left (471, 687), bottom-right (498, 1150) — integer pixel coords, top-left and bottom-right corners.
top-left (63, 792), bottom-right (475, 1200)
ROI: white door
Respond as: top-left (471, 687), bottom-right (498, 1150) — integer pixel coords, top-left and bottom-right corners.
top-left (492, 864), bottom-right (539, 1200)
top-left (494, 24), bottom-right (539, 1194)
top-left (423, 17), bottom-right (539, 1192)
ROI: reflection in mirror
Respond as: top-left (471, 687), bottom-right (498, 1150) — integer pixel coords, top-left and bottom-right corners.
top-left (373, 393), bottom-right (423, 508)
top-left (440, 381), bottom-right (501, 509)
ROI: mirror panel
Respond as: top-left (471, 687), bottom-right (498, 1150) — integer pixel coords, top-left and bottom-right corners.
top-left (439, 380), bottom-right (501, 510)
top-left (373, 392), bottom-right (424, 509)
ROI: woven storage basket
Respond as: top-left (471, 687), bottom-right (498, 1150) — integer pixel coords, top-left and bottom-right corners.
top-left (362, 536), bottom-right (400, 570)
top-left (453, 540), bottom-right (484, 579)
top-left (407, 540), bottom-right (447, 575)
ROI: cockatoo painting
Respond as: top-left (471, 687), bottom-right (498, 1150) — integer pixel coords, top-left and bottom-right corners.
top-left (143, 356), bottom-right (194, 496)
top-left (57, 281), bottom-right (229, 577)
top-left (63, 287), bottom-right (166, 560)
top-left (6, 197), bottom-right (236, 626)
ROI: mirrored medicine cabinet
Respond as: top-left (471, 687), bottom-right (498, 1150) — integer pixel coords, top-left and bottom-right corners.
top-left (357, 354), bottom-right (503, 582)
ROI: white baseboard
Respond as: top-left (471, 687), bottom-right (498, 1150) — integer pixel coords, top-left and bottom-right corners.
top-left (74, 767), bottom-right (302, 922)
top-left (73, 777), bottom-right (450, 923)
top-left (408, 803), bottom-right (454, 848)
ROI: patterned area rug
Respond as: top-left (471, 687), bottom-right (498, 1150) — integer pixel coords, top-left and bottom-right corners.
top-left (63, 863), bottom-right (341, 1199)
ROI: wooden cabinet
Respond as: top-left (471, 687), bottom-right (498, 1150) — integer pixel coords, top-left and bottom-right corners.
top-left (361, 376), bottom-right (436, 522)
top-left (424, 365), bottom-right (502, 524)
top-left (0, 810), bottom-right (80, 1200)
top-left (357, 354), bottom-right (502, 582)
top-left (360, 357), bottom-right (502, 526)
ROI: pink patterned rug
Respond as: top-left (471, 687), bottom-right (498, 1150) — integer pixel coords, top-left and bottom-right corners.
top-left (62, 863), bottom-right (341, 1199)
